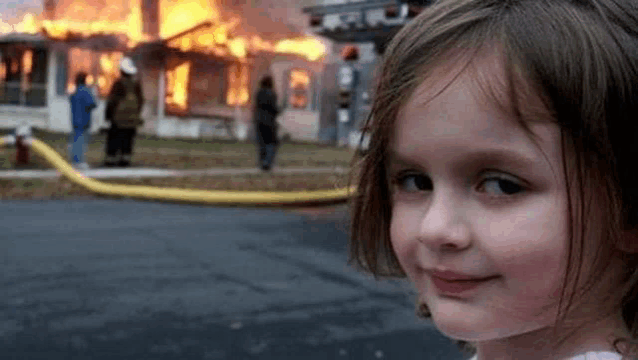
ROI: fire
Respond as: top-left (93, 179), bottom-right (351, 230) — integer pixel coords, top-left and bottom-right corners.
top-left (22, 50), bottom-right (33, 74)
top-left (15, 14), bottom-right (39, 34)
top-left (0, 0), bottom-right (328, 109)
top-left (226, 63), bottom-right (249, 106)
top-left (21, 50), bottom-right (33, 92)
top-left (160, 0), bottom-right (220, 39)
top-left (275, 38), bottom-right (326, 62)
top-left (0, 13), bottom-right (39, 35)
top-left (66, 49), bottom-right (123, 96)
top-left (166, 62), bottom-right (191, 110)
top-left (289, 69), bottom-right (311, 108)
top-left (42, 1), bottom-right (145, 47)
top-left (290, 69), bottom-right (311, 90)
top-left (0, 0), bottom-right (146, 46)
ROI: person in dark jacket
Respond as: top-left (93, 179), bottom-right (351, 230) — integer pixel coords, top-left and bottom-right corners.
top-left (253, 75), bottom-right (280, 171)
top-left (103, 57), bottom-right (144, 168)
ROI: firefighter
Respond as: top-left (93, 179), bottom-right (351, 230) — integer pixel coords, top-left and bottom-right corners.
top-left (103, 57), bottom-right (144, 167)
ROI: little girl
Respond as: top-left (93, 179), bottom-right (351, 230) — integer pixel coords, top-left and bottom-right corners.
top-left (349, 0), bottom-right (638, 359)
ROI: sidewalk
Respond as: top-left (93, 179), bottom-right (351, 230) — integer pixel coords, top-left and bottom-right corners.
top-left (0, 166), bottom-right (350, 179)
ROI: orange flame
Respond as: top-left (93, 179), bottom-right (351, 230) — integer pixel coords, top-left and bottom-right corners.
top-left (166, 62), bottom-right (191, 110)
top-left (289, 69), bottom-right (311, 108)
top-left (0, 0), bottom-right (327, 109)
top-left (22, 50), bottom-right (33, 74)
top-left (226, 63), bottom-right (249, 106)
top-left (160, 0), bottom-right (220, 40)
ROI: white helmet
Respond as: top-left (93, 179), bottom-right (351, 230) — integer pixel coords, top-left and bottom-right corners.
top-left (120, 57), bottom-right (137, 75)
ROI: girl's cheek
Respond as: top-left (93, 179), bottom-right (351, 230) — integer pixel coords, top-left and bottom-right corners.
top-left (390, 208), bottom-right (420, 267)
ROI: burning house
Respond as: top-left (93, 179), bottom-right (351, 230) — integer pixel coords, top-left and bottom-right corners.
top-left (0, 0), bottom-right (330, 142)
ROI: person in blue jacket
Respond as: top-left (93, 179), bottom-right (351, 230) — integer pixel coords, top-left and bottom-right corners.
top-left (69, 72), bottom-right (96, 170)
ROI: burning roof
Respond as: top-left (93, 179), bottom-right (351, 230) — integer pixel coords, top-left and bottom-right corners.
top-left (0, 0), bottom-right (327, 62)
top-left (0, 0), bottom-right (327, 114)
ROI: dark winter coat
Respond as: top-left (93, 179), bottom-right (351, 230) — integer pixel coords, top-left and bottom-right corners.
top-left (253, 88), bottom-right (279, 128)
top-left (105, 77), bottom-right (144, 129)
top-left (253, 88), bottom-right (280, 145)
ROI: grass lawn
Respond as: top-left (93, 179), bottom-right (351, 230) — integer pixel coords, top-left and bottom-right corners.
top-left (0, 129), bottom-right (361, 200)
top-left (0, 129), bottom-right (358, 170)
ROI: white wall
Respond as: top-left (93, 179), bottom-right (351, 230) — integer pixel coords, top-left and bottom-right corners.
top-left (0, 106), bottom-right (48, 130)
top-left (156, 108), bottom-right (251, 141)
top-left (156, 116), bottom-right (201, 139)
top-left (279, 110), bottom-right (320, 141)
top-left (269, 57), bottom-right (323, 142)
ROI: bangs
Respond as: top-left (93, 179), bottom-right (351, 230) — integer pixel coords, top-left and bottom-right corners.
top-left (467, 44), bottom-right (556, 128)
top-left (403, 42), bottom-right (557, 152)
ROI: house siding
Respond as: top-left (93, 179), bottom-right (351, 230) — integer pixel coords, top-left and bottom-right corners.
top-left (0, 40), bottom-right (330, 143)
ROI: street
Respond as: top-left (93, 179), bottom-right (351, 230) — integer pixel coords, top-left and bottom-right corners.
top-left (2, 199), bottom-right (465, 359)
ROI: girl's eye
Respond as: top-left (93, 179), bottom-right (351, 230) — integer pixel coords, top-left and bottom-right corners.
top-left (477, 176), bottom-right (524, 196)
top-left (394, 174), bottom-right (432, 193)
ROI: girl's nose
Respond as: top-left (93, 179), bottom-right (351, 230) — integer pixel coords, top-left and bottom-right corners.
top-left (417, 192), bottom-right (471, 251)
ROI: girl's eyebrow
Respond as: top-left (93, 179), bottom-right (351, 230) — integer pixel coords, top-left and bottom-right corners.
top-left (386, 148), bottom-right (545, 172)
top-left (386, 151), bottom-right (422, 168)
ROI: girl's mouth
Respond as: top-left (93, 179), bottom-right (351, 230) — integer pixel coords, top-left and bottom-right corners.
top-left (429, 275), bottom-right (500, 295)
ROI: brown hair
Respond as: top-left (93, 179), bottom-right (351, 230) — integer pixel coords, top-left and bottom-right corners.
top-left (260, 75), bottom-right (274, 90)
top-left (349, 0), bottom-right (638, 356)
top-left (75, 72), bottom-right (88, 86)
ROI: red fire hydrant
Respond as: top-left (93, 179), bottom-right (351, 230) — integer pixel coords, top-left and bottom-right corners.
top-left (15, 125), bottom-right (31, 166)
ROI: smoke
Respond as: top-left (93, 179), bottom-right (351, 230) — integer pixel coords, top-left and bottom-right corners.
top-left (0, 0), bottom-right (42, 22)
top-left (220, 0), bottom-right (315, 40)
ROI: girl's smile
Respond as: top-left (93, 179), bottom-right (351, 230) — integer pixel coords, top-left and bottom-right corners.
top-left (426, 270), bottom-right (501, 297)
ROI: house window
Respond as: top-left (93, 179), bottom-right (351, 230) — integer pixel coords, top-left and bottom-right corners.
top-left (189, 58), bottom-right (225, 115)
top-left (287, 68), bottom-right (311, 110)
top-left (165, 60), bottom-right (191, 114)
top-left (0, 44), bottom-right (48, 107)
top-left (66, 47), bottom-right (123, 98)
top-left (226, 62), bottom-right (249, 106)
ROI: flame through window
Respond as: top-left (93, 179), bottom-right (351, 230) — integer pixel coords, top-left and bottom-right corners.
top-left (165, 61), bottom-right (191, 112)
top-left (226, 62), bottom-right (249, 106)
top-left (288, 68), bottom-right (310, 109)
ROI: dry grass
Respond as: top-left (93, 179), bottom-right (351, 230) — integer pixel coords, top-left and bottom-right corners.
top-left (0, 129), bottom-right (357, 170)
top-left (0, 129), bottom-right (363, 200)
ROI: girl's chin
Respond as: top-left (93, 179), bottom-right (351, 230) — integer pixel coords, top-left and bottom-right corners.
top-left (431, 309), bottom-right (549, 344)
top-left (427, 301), bottom-right (507, 342)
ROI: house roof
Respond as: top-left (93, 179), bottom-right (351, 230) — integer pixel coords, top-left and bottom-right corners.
top-left (0, 32), bottom-right (48, 45)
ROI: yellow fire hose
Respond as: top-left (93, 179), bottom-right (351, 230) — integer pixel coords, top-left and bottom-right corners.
top-left (0, 135), bottom-right (356, 206)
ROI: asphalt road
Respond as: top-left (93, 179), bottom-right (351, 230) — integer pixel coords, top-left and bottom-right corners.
top-left (1, 199), bottom-right (467, 360)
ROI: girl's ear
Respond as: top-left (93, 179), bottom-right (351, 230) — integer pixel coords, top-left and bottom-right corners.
top-left (618, 229), bottom-right (638, 253)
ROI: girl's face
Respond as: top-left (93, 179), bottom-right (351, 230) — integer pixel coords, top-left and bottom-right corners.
top-left (388, 63), bottom-right (570, 342)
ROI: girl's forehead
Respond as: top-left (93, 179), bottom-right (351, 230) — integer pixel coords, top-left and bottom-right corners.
top-left (403, 49), bottom-right (553, 127)
top-left (390, 52), bottom-right (562, 179)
